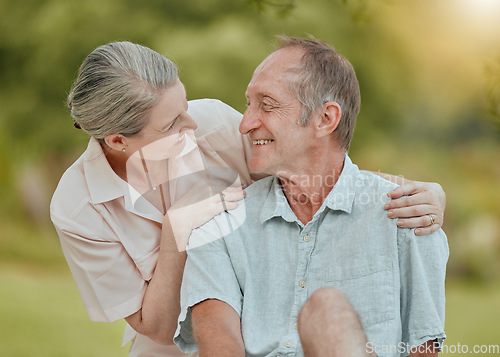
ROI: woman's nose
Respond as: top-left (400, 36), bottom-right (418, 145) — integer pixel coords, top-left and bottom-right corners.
top-left (182, 113), bottom-right (198, 131)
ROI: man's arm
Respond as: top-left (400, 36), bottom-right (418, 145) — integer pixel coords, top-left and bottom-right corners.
top-left (370, 171), bottom-right (446, 235)
top-left (398, 225), bottom-right (448, 355)
top-left (192, 299), bottom-right (245, 357)
top-left (174, 206), bottom-right (246, 353)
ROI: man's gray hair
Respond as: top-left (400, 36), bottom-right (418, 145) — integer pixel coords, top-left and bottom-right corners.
top-left (67, 41), bottom-right (178, 141)
top-left (278, 36), bottom-right (361, 151)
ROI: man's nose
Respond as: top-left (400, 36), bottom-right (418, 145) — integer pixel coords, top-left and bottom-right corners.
top-left (239, 106), bottom-right (261, 134)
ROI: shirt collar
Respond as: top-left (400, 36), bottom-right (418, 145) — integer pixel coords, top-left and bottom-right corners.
top-left (323, 154), bottom-right (359, 213)
top-left (260, 177), bottom-right (298, 224)
top-left (83, 138), bottom-right (126, 205)
top-left (260, 153), bottom-right (359, 223)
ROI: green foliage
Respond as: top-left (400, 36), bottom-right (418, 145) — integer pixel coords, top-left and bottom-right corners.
top-left (0, 0), bottom-right (499, 276)
top-left (247, 0), bottom-right (296, 17)
top-left (484, 56), bottom-right (500, 131)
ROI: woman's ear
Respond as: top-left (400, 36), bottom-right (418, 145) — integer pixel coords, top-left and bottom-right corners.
top-left (314, 101), bottom-right (342, 138)
top-left (104, 133), bottom-right (127, 152)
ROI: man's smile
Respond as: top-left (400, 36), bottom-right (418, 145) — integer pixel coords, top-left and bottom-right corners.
top-left (252, 139), bottom-right (275, 145)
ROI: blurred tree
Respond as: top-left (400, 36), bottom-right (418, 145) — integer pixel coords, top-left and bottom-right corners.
top-left (247, 0), bottom-right (296, 17)
top-left (0, 0), bottom-right (499, 284)
top-left (484, 56), bottom-right (500, 132)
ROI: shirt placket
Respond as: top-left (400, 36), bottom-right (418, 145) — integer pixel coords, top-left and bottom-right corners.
top-left (278, 219), bottom-right (320, 356)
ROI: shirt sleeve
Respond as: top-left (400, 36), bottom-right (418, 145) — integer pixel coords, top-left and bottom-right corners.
top-left (51, 208), bottom-right (147, 323)
top-left (174, 217), bottom-right (243, 353)
top-left (398, 227), bottom-right (449, 356)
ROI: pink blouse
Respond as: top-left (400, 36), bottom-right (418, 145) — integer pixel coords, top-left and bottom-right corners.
top-left (50, 99), bottom-right (254, 356)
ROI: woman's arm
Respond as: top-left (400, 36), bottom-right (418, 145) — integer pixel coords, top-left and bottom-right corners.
top-left (125, 185), bottom-right (245, 345)
top-left (124, 214), bottom-right (186, 345)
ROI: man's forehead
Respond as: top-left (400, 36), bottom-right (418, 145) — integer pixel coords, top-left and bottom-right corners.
top-left (247, 47), bottom-right (304, 93)
top-left (255, 47), bottom-right (303, 75)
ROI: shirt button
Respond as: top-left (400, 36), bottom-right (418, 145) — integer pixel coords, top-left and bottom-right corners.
top-left (299, 280), bottom-right (306, 288)
top-left (303, 235), bottom-right (311, 242)
top-left (285, 341), bottom-right (292, 348)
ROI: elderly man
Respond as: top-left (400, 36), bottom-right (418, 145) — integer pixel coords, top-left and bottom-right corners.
top-left (174, 37), bottom-right (448, 357)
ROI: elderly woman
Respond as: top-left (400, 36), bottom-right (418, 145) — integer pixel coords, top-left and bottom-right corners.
top-left (50, 42), bottom-right (445, 357)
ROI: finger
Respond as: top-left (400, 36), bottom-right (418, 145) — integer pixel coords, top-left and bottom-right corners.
top-left (221, 191), bottom-right (246, 202)
top-left (220, 188), bottom-right (246, 202)
top-left (224, 185), bottom-right (244, 191)
top-left (386, 182), bottom-right (421, 199)
top-left (384, 191), bottom-right (432, 210)
top-left (387, 204), bottom-right (437, 219)
top-left (414, 224), bottom-right (440, 236)
top-left (395, 215), bottom-right (441, 229)
top-left (216, 198), bottom-right (239, 214)
top-left (221, 186), bottom-right (245, 195)
top-left (222, 201), bottom-right (239, 211)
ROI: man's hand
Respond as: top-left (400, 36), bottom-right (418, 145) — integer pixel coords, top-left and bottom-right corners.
top-left (385, 181), bottom-right (446, 236)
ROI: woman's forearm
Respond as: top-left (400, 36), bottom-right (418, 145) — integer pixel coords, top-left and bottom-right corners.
top-left (125, 215), bottom-right (187, 345)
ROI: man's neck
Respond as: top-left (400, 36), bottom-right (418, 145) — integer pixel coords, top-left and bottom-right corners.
top-left (279, 153), bottom-right (345, 225)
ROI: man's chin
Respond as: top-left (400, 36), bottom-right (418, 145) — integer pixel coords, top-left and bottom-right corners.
top-left (248, 160), bottom-right (274, 177)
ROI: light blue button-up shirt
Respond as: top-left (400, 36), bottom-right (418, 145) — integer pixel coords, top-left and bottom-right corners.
top-left (175, 155), bottom-right (448, 357)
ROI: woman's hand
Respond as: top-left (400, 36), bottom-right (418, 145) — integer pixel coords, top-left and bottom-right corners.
top-left (167, 181), bottom-right (245, 251)
top-left (385, 181), bottom-right (446, 235)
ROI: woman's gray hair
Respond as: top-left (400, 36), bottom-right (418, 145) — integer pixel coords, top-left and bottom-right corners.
top-left (278, 36), bottom-right (361, 151)
top-left (67, 41), bottom-right (178, 141)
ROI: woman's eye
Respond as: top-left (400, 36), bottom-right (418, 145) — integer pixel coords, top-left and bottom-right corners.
top-left (165, 118), bottom-right (178, 132)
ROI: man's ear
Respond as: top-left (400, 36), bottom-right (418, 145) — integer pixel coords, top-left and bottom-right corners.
top-left (104, 133), bottom-right (127, 152)
top-left (314, 101), bottom-right (341, 138)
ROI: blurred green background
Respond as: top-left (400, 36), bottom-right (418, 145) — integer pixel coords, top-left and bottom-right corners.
top-left (1, 0), bottom-right (499, 355)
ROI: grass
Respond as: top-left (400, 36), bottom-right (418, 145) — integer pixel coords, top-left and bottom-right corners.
top-left (1, 265), bottom-right (499, 356)
top-left (441, 279), bottom-right (500, 356)
top-left (0, 264), bottom-right (129, 357)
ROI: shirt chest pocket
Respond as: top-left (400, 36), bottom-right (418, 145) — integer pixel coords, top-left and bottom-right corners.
top-left (324, 258), bottom-right (395, 328)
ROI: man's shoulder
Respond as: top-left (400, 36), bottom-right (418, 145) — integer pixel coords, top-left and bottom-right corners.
top-left (244, 176), bottom-right (275, 198)
top-left (212, 176), bottom-right (274, 226)
top-left (187, 177), bottom-right (274, 250)
top-left (341, 166), bottom-right (399, 221)
top-left (354, 169), bottom-right (399, 197)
